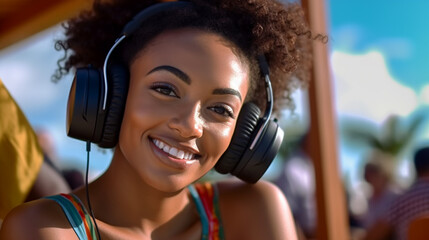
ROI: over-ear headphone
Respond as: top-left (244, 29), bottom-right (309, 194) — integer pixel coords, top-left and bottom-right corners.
top-left (66, 1), bottom-right (284, 183)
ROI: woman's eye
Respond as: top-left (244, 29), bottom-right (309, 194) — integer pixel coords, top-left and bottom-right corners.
top-left (209, 105), bottom-right (235, 118)
top-left (150, 83), bottom-right (179, 98)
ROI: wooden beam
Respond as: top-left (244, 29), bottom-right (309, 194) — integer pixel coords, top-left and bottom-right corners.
top-left (300, 0), bottom-right (350, 239)
top-left (0, 0), bottom-right (92, 50)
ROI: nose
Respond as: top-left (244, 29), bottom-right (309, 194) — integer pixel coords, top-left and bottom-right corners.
top-left (168, 102), bottom-right (203, 139)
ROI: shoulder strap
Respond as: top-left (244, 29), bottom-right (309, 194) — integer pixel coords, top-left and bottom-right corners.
top-left (45, 194), bottom-right (96, 240)
top-left (188, 182), bottom-right (225, 240)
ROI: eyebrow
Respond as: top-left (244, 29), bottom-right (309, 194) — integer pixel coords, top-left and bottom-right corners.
top-left (147, 65), bottom-right (242, 101)
top-left (213, 88), bottom-right (242, 102)
top-left (147, 65), bottom-right (191, 85)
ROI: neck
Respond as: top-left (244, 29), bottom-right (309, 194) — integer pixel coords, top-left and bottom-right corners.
top-left (83, 148), bottom-right (196, 233)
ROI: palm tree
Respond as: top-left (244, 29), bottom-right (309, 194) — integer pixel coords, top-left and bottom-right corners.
top-left (340, 112), bottom-right (426, 184)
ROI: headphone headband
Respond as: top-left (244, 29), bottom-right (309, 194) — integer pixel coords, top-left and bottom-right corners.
top-left (250, 54), bottom-right (274, 150)
top-left (122, 1), bottom-right (193, 36)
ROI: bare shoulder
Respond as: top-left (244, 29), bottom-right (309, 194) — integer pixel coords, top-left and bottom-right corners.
top-left (0, 198), bottom-right (75, 240)
top-left (216, 179), bottom-right (297, 240)
top-left (217, 179), bottom-right (285, 206)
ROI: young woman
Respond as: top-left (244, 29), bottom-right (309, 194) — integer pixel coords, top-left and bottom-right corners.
top-left (0, 0), bottom-right (312, 239)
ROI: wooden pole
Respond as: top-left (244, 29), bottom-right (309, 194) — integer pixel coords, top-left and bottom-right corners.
top-left (300, 0), bottom-right (350, 239)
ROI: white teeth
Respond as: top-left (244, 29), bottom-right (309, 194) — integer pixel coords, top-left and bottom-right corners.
top-left (163, 145), bottom-right (170, 153)
top-left (186, 153), bottom-right (194, 160)
top-left (153, 138), bottom-right (195, 160)
top-left (169, 147), bottom-right (178, 156)
top-left (177, 150), bottom-right (185, 159)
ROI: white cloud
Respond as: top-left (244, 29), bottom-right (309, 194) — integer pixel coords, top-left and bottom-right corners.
top-left (331, 50), bottom-right (419, 123)
top-left (420, 84), bottom-right (429, 105)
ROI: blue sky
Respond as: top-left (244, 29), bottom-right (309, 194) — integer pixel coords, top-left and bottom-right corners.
top-left (0, 1), bottom-right (428, 182)
top-left (329, 0), bottom-right (429, 92)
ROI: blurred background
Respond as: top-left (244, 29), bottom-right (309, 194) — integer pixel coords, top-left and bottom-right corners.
top-left (1, 0), bottom-right (429, 239)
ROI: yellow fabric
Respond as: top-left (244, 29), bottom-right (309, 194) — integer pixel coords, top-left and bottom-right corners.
top-left (0, 78), bottom-right (43, 219)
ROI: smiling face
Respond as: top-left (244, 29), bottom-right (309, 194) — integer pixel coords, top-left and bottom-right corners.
top-left (117, 28), bottom-right (250, 192)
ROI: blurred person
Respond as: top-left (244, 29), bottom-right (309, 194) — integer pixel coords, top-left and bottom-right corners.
top-left (361, 150), bottom-right (402, 229)
top-left (35, 128), bottom-right (57, 164)
top-left (363, 145), bottom-right (429, 240)
top-left (274, 133), bottom-right (317, 239)
top-left (35, 128), bottom-right (85, 191)
top-left (24, 157), bottom-right (72, 202)
top-left (62, 168), bottom-right (85, 190)
top-left (0, 0), bottom-right (314, 239)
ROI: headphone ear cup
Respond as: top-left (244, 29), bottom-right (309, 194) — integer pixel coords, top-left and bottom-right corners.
top-left (66, 67), bottom-right (102, 142)
top-left (215, 103), bottom-right (261, 174)
top-left (97, 64), bottom-right (129, 148)
top-left (232, 120), bottom-right (284, 183)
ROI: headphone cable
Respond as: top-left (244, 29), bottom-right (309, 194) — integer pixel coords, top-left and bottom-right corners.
top-left (85, 141), bottom-right (102, 240)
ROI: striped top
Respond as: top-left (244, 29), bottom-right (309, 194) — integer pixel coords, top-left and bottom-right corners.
top-left (189, 182), bottom-right (225, 240)
top-left (386, 179), bottom-right (429, 240)
top-left (46, 182), bottom-right (224, 240)
top-left (45, 193), bottom-right (97, 240)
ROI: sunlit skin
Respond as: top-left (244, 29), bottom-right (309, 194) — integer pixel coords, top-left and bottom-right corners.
top-left (0, 28), bottom-right (298, 240)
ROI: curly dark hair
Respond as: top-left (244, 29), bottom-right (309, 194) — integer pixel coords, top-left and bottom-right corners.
top-left (54, 0), bottom-right (312, 115)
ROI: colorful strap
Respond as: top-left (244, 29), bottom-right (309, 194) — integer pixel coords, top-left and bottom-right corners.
top-left (188, 182), bottom-right (225, 240)
top-left (45, 193), bottom-right (96, 240)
